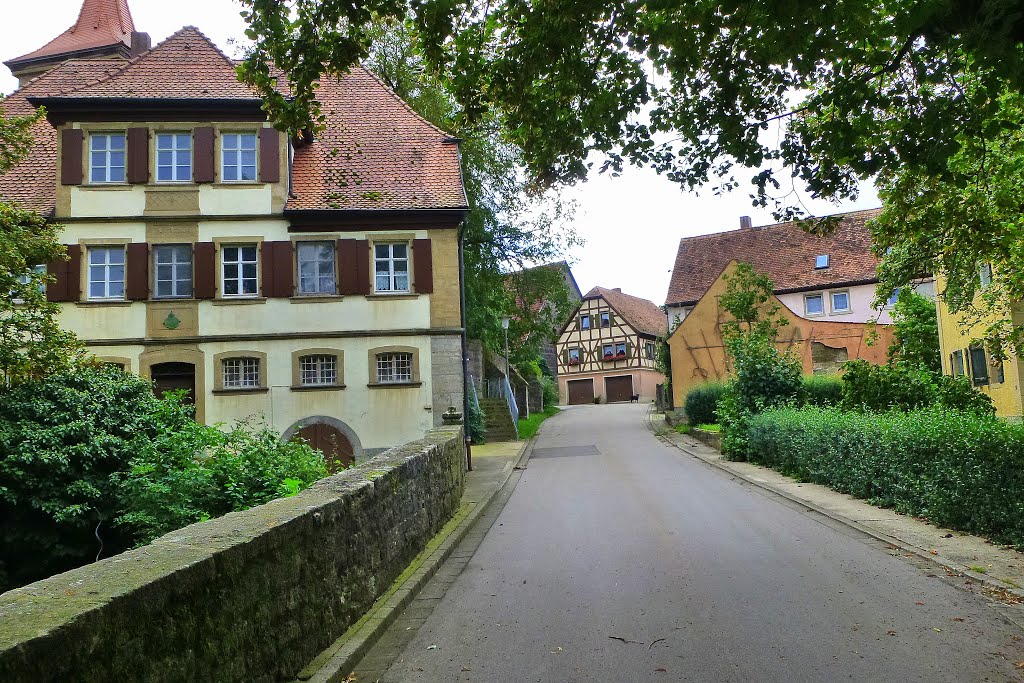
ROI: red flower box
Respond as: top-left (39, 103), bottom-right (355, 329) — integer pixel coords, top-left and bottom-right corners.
top-left (568, 358), bottom-right (580, 365)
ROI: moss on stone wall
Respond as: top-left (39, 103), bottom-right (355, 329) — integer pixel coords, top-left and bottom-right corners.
top-left (0, 427), bottom-right (466, 683)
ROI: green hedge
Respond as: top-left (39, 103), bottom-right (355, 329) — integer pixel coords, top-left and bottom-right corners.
top-left (801, 374), bottom-right (843, 407)
top-left (744, 406), bottom-right (1024, 548)
top-left (684, 381), bottom-right (729, 426)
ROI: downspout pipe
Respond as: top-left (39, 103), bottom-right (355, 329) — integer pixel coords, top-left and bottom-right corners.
top-left (459, 219), bottom-right (472, 471)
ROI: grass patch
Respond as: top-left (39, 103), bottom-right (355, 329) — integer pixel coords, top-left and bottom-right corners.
top-left (695, 423), bottom-right (721, 432)
top-left (674, 424), bottom-right (691, 435)
top-left (517, 406), bottom-right (561, 440)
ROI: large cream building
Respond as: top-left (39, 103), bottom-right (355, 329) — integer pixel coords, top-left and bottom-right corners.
top-left (1, 1), bottom-right (469, 465)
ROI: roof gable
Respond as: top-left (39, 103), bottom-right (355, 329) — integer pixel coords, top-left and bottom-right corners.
top-left (665, 209), bottom-right (881, 306)
top-left (44, 27), bottom-right (255, 101)
top-left (6, 0), bottom-right (134, 67)
top-left (584, 286), bottom-right (666, 338)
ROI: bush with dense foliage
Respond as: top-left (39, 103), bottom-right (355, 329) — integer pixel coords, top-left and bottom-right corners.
top-left (840, 359), bottom-right (994, 416)
top-left (743, 406), bottom-right (1024, 548)
top-left (684, 381), bottom-right (728, 426)
top-left (541, 375), bottom-right (559, 410)
top-left (0, 364), bottom-right (326, 592)
top-left (801, 374), bottom-right (844, 407)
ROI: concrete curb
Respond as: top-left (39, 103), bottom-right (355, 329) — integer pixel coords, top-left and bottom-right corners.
top-left (296, 430), bottom-right (545, 683)
top-left (645, 407), bottom-right (1024, 605)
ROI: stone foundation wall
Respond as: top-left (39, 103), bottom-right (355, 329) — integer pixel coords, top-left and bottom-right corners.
top-left (0, 428), bottom-right (466, 683)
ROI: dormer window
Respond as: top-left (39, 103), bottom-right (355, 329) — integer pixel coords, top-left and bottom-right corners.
top-left (815, 254), bottom-right (830, 269)
top-left (89, 133), bottom-right (126, 183)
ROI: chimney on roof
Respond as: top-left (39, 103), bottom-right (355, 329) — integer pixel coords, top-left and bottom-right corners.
top-left (612, 288), bottom-right (622, 293)
top-left (739, 215), bottom-right (753, 229)
top-left (130, 32), bottom-right (151, 57)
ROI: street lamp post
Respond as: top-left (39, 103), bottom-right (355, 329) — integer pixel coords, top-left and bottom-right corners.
top-left (500, 316), bottom-right (511, 383)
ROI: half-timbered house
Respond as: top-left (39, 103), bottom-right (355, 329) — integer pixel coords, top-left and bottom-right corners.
top-left (556, 287), bottom-right (665, 404)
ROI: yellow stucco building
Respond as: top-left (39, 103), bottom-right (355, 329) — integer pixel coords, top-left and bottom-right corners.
top-left (935, 276), bottom-right (1023, 419)
top-left (1, 2), bottom-right (469, 464)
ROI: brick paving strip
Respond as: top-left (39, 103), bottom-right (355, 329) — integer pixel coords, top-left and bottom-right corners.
top-left (646, 407), bottom-right (1024, 624)
top-left (294, 437), bottom-right (535, 683)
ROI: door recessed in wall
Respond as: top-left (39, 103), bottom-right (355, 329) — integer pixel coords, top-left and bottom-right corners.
top-left (150, 362), bottom-right (196, 405)
top-left (293, 422), bottom-right (354, 472)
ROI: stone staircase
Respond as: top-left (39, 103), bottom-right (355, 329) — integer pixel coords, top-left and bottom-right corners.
top-left (479, 397), bottom-right (517, 442)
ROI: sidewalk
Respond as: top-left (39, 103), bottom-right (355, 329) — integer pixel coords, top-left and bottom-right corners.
top-left (295, 437), bottom-right (529, 683)
top-left (648, 410), bottom-right (1024, 604)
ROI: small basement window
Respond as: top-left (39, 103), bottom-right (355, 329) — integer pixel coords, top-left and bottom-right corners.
top-left (815, 254), bottom-right (830, 269)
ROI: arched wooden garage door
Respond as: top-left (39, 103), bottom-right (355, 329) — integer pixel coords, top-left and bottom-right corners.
top-left (604, 375), bottom-right (634, 403)
top-left (293, 423), bottom-right (354, 472)
top-left (567, 378), bottom-right (595, 405)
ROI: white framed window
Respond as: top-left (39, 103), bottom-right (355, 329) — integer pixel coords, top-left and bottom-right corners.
top-left (88, 246), bottom-right (125, 300)
top-left (645, 342), bottom-right (656, 359)
top-left (222, 357), bottom-right (261, 389)
top-left (600, 312), bottom-right (610, 327)
top-left (804, 293), bottom-right (824, 316)
top-left (886, 288), bottom-right (901, 308)
top-left (602, 344), bottom-right (615, 358)
top-left (979, 263), bottom-right (993, 288)
top-left (830, 290), bottom-right (851, 313)
top-left (374, 242), bottom-right (410, 292)
top-left (815, 254), bottom-right (830, 269)
top-left (221, 132), bottom-right (258, 182)
top-left (153, 245), bottom-right (193, 299)
top-left (156, 133), bottom-right (192, 182)
top-left (615, 342), bottom-right (627, 356)
top-left (89, 133), bottom-right (126, 183)
top-left (297, 241), bottom-right (336, 295)
top-left (568, 348), bottom-right (581, 363)
top-left (300, 354), bottom-right (337, 386)
top-left (221, 245), bottom-right (258, 297)
top-left (580, 315), bottom-right (591, 329)
top-left (376, 352), bottom-right (413, 383)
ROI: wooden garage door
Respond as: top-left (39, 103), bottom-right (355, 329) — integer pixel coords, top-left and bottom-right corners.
top-left (567, 379), bottom-right (595, 405)
top-left (605, 375), bottom-right (634, 403)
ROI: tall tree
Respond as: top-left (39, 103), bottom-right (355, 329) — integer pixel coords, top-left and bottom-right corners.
top-left (362, 19), bottom-right (579, 362)
top-left (238, 0), bottom-right (1024, 353)
top-left (0, 102), bottom-right (83, 384)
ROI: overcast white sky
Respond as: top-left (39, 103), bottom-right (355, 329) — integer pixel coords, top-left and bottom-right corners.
top-left (1, 0), bottom-right (880, 306)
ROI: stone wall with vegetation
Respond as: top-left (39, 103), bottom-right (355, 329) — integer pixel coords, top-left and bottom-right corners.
top-left (0, 427), bottom-right (466, 683)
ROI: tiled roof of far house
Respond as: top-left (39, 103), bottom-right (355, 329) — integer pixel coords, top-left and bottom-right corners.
top-left (5, 0), bottom-right (134, 67)
top-left (286, 68), bottom-right (467, 211)
top-left (38, 27), bottom-right (257, 100)
top-left (665, 208), bottom-right (882, 306)
top-left (0, 59), bottom-right (127, 214)
top-left (585, 286), bottom-right (667, 338)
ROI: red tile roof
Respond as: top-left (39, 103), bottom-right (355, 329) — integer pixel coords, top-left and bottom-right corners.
top-left (1, 28), bottom-right (466, 214)
top-left (286, 69), bottom-right (467, 211)
top-left (585, 286), bottom-right (667, 338)
top-left (6, 0), bottom-right (133, 67)
top-left (0, 59), bottom-right (127, 214)
top-left (664, 209), bottom-right (882, 306)
top-left (44, 27), bottom-right (256, 100)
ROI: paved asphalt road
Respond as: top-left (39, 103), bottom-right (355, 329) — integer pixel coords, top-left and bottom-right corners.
top-left (373, 403), bottom-right (1023, 682)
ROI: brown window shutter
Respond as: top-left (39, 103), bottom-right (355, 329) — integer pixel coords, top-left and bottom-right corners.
top-left (61, 129), bottom-right (83, 186)
top-left (260, 241), bottom-right (293, 298)
top-left (47, 244), bottom-right (81, 301)
top-left (259, 128), bottom-right (280, 183)
top-left (337, 239), bottom-right (371, 295)
top-left (125, 242), bottom-right (150, 300)
top-left (413, 239), bottom-right (433, 294)
top-left (261, 241), bottom-right (275, 298)
top-left (194, 242), bottom-right (216, 299)
top-left (193, 127), bottom-right (215, 183)
top-left (126, 127), bottom-right (149, 184)
top-left (273, 241), bottom-right (294, 298)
